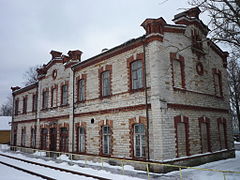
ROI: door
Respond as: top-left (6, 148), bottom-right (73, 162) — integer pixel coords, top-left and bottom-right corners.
top-left (50, 128), bottom-right (57, 151)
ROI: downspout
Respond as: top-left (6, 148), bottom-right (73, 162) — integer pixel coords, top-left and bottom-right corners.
top-left (72, 69), bottom-right (75, 152)
top-left (142, 37), bottom-right (150, 161)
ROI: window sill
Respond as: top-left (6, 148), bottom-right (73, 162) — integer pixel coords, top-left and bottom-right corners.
top-left (129, 87), bottom-right (145, 94)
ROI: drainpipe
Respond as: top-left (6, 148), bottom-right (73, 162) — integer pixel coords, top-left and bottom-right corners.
top-left (142, 37), bottom-right (150, 161)
top-left (72, 69), bottom-right (75, 153)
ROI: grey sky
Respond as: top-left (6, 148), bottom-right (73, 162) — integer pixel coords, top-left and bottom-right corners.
top-left (0, 0), bottom-right (199, 105)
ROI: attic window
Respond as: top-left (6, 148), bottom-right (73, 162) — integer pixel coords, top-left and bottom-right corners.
top-left (191, 28), bottom-right (204, 58)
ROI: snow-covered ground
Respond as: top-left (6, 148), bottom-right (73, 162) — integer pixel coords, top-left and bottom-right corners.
top-left (0, 144), bottom-right (240, 180)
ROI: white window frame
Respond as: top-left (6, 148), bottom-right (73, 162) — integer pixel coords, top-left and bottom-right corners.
top-left (102, 71), bottom-right (110, 97)
top-left (78, 127), bottom-right (85, 152)
top-left (134, 124), bottom-right (145, 158)
top-left (131, 60), bottom-right (143, 90)
top-left (78, 79), bottom-right (85, 101)
top-left (102, 125), bottom-right (111, 155)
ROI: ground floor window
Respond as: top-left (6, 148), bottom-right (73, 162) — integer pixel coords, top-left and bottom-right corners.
top-left (21, 127), bottom-right (26, 146)
top-left (102, 125), bottom-right (111, 155)
top-left (60, 127), bottom-right (68, 152)
top-left (31, 127), bottom-right (36, 148)
top-left (217, 118), bottom-right (227, 150)
top-left (41, 128), bottom-right (48, 150)
top-left (78, 127), bottom-right (85, 153)
top-left (174, 115), bottom-right (189, 157)
top-left (134, 124), bottom-right (145, 158)
top-left (199, 117), bottom-right (211, 153)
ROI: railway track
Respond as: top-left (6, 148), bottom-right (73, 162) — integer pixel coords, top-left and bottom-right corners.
top-left (0, 153), bottom-right (111, 180)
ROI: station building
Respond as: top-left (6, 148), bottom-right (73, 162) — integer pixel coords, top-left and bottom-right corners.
top-left (11, 8), bottom-right (234, 169)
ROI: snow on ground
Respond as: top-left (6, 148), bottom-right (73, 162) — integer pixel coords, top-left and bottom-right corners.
top-left (166, 151), bottom-right (240, 180)
top-left (0, 163), bottom-right (43, 180)
top-left (0, 150), bottom-right (142, 180)
top-left (0, 145), bottom-right (240, 180)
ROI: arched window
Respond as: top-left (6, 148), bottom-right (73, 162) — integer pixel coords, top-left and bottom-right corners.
top-left (78, 127), bottom-right (86, 153)
top-left (131, 60), bottom-right (143, 90)
top-left (134, 124), bottom-right (145, 158)
top-left (102, 125), bottom-right (111, 155)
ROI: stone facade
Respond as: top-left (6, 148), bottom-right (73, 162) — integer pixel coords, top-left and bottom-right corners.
top-left (11, 7), bottom-right (234, 169)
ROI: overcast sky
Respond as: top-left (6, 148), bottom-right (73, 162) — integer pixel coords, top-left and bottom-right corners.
top-left (0, 0), bottom-right (206, 105)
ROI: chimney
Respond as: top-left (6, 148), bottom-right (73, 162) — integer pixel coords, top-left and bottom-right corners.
top-left (141, 17), bottom-right (166, 35)
top-left (50, 50), bottom-right (62, 60)
top-left (68, 50), bottom-right (82, 61)
top-left (11, 86), bottom-right (21, 92)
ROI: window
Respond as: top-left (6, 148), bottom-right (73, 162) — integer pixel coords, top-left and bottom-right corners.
top-left (78, 79), bottom-right (85, 102)
top-left (31, 128), bottom-right (36, 148)
top-left (174, 115), bottom-right (189, 157)
top-left (217, 118), bottom-right (227, 150)
top-left (134, 124), bottom-right (145, 158)
top-left (15, 99), bottom-right (19, 115)
top-left (61, 85), bottom-right (68, 105)
top-left (102, 126), bottom-right (111, 155)
top-left (23, 96), bottom-right (27, 114)
top-left (172, 59), bottom-right (185, 88)
top-left (41, 128), bottom-right (48, 150)
top-left (101, 71), bottom-right (110, 97)
top-left (213, 69), bottom-right (222, 97)
top-left (199, 117), bottom-right (211, 153)
top-left (32, 94), bottom-right (37, 112)
top-left (51, 88), bottom-right (56, 107)
top-left (21, 127), bottom-right (26, 146)
top-left (60, 127), bottom-right (68, 152)
top-left (78, 127), bottom-right (85, 153)
top-left (131, 60), bottom-right (143, 90)
top-left (42, 90), bottom-right (49, 109)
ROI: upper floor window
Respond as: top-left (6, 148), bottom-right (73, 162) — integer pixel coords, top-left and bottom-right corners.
top-left (22, 96), bottom-right (27, 114)
top-left (131, 60), bottom-right (143, 90)
top-left (78, 79), bottom-right (86, 102)
top-left (101, 71), bottom-right (111, 97)
top-left (61, 85), bottom-right (68, 105)
top-left (42, 90), bottom-right (49, 109)
top-left (134, 124), bottom-right (145, 158)
top-left (102, 125), bottom-right (111, 155)
top-left (32, 94), bottom-right (37, 112)
top-left (51, 88), bottom-right (57, 107)
top-left (15, 99), bottom-right (19, 115)
top-left (170, 53), bottom-right (185, 89)
top-left (213, 69), bottom-right (223, 97)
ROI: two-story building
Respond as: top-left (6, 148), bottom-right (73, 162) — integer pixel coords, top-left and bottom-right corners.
top-left (11, 7), bottom-right (234, 171)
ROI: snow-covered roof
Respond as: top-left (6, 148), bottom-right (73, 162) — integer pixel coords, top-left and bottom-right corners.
top-left (0, 116), bottom-right (11, 131)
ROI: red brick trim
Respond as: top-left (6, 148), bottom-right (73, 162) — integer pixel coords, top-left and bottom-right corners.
top-left (50, 84), bottom-right (58, 107)
top-left (174, 115), bottom-right (190, 158)
top-left (59, 123), bottom-right (69, 152)
top-left (40, 115), bottom-right (69, 122)
top-left (129, 116), bottom-right (147, 160)
top-left (144, 35), bottom-right (163, 43)
top-left (198, 117), bottom-right (211, 153)
top-left (12, 119), bottom-right (37, 124)
top-left (212, 68), bottom-right (223, 97)
top-left (75, 122), bottom-right (87, 153)
top-left (217, 118), bottom-right (228, 150)
top-left (164, 26), bottom-right (185, 33)
top-left (98, 65), bottom-right (112, 99)
top-left (172, 87), bottom-right (224, 99)
top-left (76, 74), bottom-right (87, 103)
top-left (74, 104), bottom-right (151, 117)
top-left (127, 53), bottom-right (145, 93)
top-left (42, 88), bottom-right (49, 110)
top-left (170, 52), bottom-right (186, 89)
top-left (12, 83), bottom-right (38, 96)
top-left (98, 120), bottom-right (113, 157)
top-left (167, 103), bottom-right (228, 113)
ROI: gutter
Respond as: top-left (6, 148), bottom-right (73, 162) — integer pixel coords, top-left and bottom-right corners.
top-left (142, 39), bottom-right (150, 161)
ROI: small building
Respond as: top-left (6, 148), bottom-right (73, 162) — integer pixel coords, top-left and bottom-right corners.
top-left (0, 116), bottom-right (11, 144)
top-left (11, 7), bottom-right (234, 171)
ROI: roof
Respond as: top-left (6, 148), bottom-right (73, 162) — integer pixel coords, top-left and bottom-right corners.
top-left (0, 116), bottom-right (11, 131)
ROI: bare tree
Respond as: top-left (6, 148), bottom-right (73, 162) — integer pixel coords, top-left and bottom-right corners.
top-left (228, 54), bottom-right (240, 139)
top-left (189, 0), bottom-right (240, 53)
top-left (0, 95), bottom-right (13, 116)
top-left (23, 65), bottom-right (41, 86)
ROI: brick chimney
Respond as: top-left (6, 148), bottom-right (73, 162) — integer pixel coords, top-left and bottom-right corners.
top-left (50, 50), bottom-right (62, 60)
top-left (141, 17), bottom-right (166, 35)
top-left (11, 86), bottom-right (21, 92)
top-left (68, 50), bottom-right (82, 61)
